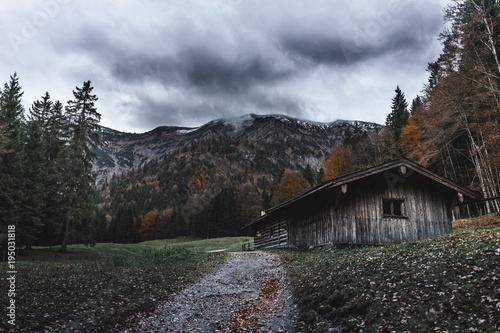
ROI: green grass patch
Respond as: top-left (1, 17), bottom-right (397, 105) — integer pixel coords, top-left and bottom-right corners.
top-left (140, 236), bottom-right (253, 252)
top-left (279, 216), bottom-right (500, 332)
top-left (0, 237), bottom-right (251, 332)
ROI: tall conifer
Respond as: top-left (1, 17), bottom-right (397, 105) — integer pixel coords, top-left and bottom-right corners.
top-left (384, 86), bottom-right (410, 157)
top-left (28, 91), bottom-right (52, 123)
top-left (20, 120), bottom-right (47, 246)
top-left (0, 73), bottom-right (25, 237)
top-left (386, 86), bottom-right (410, 142)
top-left (34, 97), bottom-right (66, 245)
top-left (59, 81), bottom-right (101, 252)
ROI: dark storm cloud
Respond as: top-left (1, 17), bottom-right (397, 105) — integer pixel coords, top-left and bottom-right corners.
top-left (281, 34), bottom-right (366, 66)
top-left (179, 48), bottom-right (292, 93)
top-left (281, 30), bottom-right (435, 66)
top-left (130, 98), bottom-right (203, 129)
top-left (112, 48), bottom-right (293, 95)
top-left (111, 55), bottom-right (169, 84)
top-left (248, 90), bottom-right (305, 117)
top-left (0, 0), bottom-right (449, 133)
top-left (280, 3), bottom-right (445, 67)
top-left (109, 43), bottom-right (302, 129)
top-left (126, 79), bottom-right (307, 130)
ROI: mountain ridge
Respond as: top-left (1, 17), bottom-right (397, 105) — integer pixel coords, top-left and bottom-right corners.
top-left (103, 113), bottom-right (382, 135)
top-left (94, 113), bottom-right (384, 185)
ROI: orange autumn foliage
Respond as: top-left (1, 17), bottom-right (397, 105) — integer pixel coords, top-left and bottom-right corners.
top-left (138, 211), bottom-right (156, 241)
top-left (324, 144), bottom-right (354, 180)
top-left (188, 170), bottom-right (208, 190)
top-left (272, 170), bottom-right (311, 206)
top-left (401, 115), bottom-right (425, 161)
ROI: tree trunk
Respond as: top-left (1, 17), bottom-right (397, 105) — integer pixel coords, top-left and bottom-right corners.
top-left (462, 115), bottom-right (491, 213)
top-left (59, 214), bottom-right (71, 252)
top-left (472, 0), bottom-right (500, 77)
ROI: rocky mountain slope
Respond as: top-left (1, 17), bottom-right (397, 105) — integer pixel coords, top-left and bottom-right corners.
top-left (93, 114), bottom-right (384, 241)
top-left (94, 113), bottom-right (383, 185)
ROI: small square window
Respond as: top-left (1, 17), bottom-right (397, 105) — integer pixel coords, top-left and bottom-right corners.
top-left (383, 199), bottom-right (405, 217)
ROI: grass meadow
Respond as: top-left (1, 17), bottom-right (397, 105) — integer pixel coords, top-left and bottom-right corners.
top-left (2, 214), bottom-right (499, 332)
top-left (0, 236), bottom-right (251, 332)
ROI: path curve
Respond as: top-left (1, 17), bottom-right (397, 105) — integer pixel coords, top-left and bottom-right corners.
top-left (121, 251), bottom-right (297, 332)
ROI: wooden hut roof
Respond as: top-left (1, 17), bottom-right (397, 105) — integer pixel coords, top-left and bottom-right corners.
top-left (244, 158), bottom-right (480, 229)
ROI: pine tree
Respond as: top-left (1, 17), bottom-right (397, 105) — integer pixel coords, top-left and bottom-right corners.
top-left (123, 205), bottom-right (137, 243)
top-left (386, 86), bottom-right (410, 144)
top-left (169, 206), bottom-right (189, 239)
top-left (59, 81), bottom-right (101, 252)
top-left (0, 73), bottom-right (26, 240)
top-left (204, 187), bottom-right (242, 238)
top-left (0, 123), bottom-right (8, 154)
top-left (94, 207), bottom-right (108, 243)
top-left (45, 100), bottom-right (66, 159)
top-left (302, 164), bottom-right (316, 186)
top-left (19, 120), bottom-right (47, 247)
top-left (409, 96), bottom-right (422, 115)
top-left (28, 91), bottom-right (52, 123)
top-left (37, 100), bottom-right (67, 246)
top-left (261, 190), bottom-right (272, 209)
top-left (316, 168), bottom-right (325, 184)
top-left (343, 123), bottom-right (368, 148)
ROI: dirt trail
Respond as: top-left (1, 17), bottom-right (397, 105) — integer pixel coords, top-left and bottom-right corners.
top-left (121, 251), bottom-right (297, 332)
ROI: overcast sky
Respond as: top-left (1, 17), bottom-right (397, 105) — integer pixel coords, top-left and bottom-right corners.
top-left (1, 0), bottom-right (449, 133)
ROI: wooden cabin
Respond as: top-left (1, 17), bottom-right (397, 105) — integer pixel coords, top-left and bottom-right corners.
top-left (245, 159), bottom-right (480, 249)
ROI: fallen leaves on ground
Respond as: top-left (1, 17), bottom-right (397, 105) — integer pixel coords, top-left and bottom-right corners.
top-left (280, 221), bottom-right (500, 332)
top-left (0, 250), bottom-right (227, 332)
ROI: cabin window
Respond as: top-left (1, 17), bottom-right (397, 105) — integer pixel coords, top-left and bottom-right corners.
top-left (383, 198), bottom-right (405, 217)
top-left (269, 226), bottom-right (274, 238)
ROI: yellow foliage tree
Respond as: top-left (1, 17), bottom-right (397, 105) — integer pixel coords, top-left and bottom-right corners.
top-left (189, 170), bottom-right (208, 190)
top-left (324, 144), bottom-right (354, 179)
top-left (401, 115), bottom-right (425, 161)
top-left (272, 170), bottom-right (311, 206)
top-left (138, 211), bottom-right (156, 241)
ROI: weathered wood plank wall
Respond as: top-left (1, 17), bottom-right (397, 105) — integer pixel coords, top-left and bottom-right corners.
top-left (287, 174), bottom-right (454, 247)
top-left (254, 219), bottom-right (288, 249)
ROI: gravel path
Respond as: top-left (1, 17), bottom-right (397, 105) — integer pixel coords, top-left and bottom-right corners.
top-left (121, 251), bottom-right (297, 332)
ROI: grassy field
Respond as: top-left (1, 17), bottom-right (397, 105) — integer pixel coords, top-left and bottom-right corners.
top-left (279, 213), bottom-right (500, 332)
top-left (3, 215), bottom-right (499, 332)
top-left (0, 236), bottom-right (251, 332)
top-left (140, 236), bottom-right (254, 252)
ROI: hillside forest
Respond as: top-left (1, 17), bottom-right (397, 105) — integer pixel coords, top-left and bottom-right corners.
top-left (0, 0), bottom-right (499, 248)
